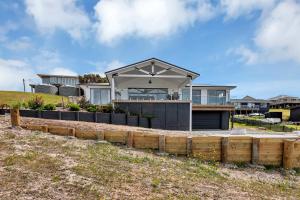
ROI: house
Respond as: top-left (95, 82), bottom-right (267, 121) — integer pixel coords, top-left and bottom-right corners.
top-left (32, 58), bottom-right (236, 131)
top-left (268, 95), bottom-right (300, 109)
top-left (30, 74), bottom-right (80, 96)
top-left (231, 95), bottom-right (269, 114)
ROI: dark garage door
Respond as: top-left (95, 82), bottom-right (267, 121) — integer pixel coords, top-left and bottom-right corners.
top-left (192, 111), bottom-right (222, 129)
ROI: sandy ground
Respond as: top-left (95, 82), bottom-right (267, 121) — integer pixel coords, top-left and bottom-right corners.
top-left (0, 116), bottom-right (299, 199)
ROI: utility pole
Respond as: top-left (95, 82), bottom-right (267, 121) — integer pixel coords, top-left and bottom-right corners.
top-left (23, 78), bottom-right (26, 92)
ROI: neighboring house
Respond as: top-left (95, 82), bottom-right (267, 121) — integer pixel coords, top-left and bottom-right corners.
top-left (231, 95), bottom-right (269, 114)
top-left (32, 58), bottom-right (236, 131)
top-left (30, 74), bottom-right (80, 96)
top-left (268, 95), bottom-right (300, 109)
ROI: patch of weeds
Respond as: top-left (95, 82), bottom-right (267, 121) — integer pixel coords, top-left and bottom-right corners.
top-left (3, 131), bottom-right (16, 139)
top-left (295, 168), bottom-right (300, 176)
top-left (234, 162), bottom-right (248, 168)
top-left (52, 175), bottom-right (61, 182)
top-left (151, 178), bottom-right (161, 188)
top-left (3, 151), bottom-right (61, 173)
top-left (264, 165), bottom-right (279, 172)
top-left (276, 180), bottom-right (291, 192)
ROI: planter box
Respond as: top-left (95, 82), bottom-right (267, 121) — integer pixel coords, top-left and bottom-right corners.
top-left (41, 111), bottom-right (60, 119)
top-left (79, 112), bottom-right (95, 122)
top-left (127, 115), bottom-right (139, 127)
top-left (111, 113), bottom-right (126, 125)
top-left (139, 117), bottom-right (149, 128)
top-left (96, 113), bottom-right (111, 124)
top-left (20, 109), bottom-right (38, 118)
top-left (61, 111), bottom-right (77, 121)
top-left (0, 109), bottom-right (5, 115)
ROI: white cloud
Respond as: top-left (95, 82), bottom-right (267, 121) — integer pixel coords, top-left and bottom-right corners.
top-left (25, 0), bottom-right (91, 40)
top-left (88, 60), bottom-right (125, 76)
top-left (49, 67), bottom-right (77, 76)
top-left (220, 0), bottom-right (277, 19)
top-left (254, 0), bottom-right (300, 63)
top-left (228, 45), bottom-right (259, 65)
top-left (5, 36), bottom-right (32, 51)
top-left (94, 0), bottom-right (216, 44)
top-left (0, 58), bottom-right (35, 91)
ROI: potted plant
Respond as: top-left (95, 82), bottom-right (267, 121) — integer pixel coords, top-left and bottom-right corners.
top-left (111, 106), bottom-right (126, 125)
top-left (139, 114), bottom-right (155, 128)
top-left (41, 104), bottom-right (58, 119)
top-left (127, 112), bottom-right (139, 127)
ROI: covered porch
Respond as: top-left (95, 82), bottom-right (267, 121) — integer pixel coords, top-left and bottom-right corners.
top-left (105, 58), bottom-right (199, 131)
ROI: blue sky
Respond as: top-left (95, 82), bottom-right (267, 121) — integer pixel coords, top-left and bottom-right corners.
top-left (0, 0), bottom-right (299, 99)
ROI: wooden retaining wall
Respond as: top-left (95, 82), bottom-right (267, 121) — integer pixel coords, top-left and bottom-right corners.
top-left (22, 123), bottom-right (300, 169)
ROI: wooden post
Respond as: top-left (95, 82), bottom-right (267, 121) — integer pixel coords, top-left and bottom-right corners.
top-left (10, 108), bottom-right (20, 127)
top-left (283, 140), bottom-right (295, 169)
top-left (159, 135), bottom-right (165, 153)
top-left (187, 136), bottom-right (193, 157)
top-left (252, 138), bottom-right (260, 165)
top-left (127, 131), bottom-right (134, 148)
top-left (97, 130), bottom-right (105, 140)
top-left (221, 137), bottom-right (229, 163)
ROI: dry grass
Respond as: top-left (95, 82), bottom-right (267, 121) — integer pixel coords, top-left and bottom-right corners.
top-left (0, 90), bottom-right (67, 106)
top-left (0, 118), bottom-right (299, 199)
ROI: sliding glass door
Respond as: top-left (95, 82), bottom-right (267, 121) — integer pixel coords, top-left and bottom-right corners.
top-left (90, 88), bottom-right (111, 105)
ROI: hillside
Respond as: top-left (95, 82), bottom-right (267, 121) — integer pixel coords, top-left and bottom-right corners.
top-left (0, 91), bottom-right (68, 106)
top-left (0, 116), bottom-right (299, 199)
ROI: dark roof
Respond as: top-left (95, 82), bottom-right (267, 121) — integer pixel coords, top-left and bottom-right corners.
top-left (268, 95), bottom-right (300, 100)
top-left (242, 95), bottom-right (256, 101)
top-left (105, 57), bottom-right (200, 76)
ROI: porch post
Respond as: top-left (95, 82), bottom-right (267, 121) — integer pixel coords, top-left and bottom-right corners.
top-left (111, 76), bottom-right (115, 107)
top-left (189, 77), bottom-right (192, 132)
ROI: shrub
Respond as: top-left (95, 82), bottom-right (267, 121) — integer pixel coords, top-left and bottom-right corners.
top-left (114, 106), bottom-right (125, 113)
top-left (43, 104), bottom-right (56, 111)
top-left (99, 104), bottom-right (113, 113)
top-left (28, 96), bottom-right (44, 110)
top-left (86, 104), bottom-right (97, 112)
top-left (56, 103), bottom-right (63, 107)
top-left (0, 104), bottom-right (9, 109)
top-left (10, 102), bottom-right (21, 109)
top-left (67, 103), bottom-right (80, 111)
top-left (78, 97), bottom-right (90, 109)
top-left (21, 102), bottom-right (29, 109)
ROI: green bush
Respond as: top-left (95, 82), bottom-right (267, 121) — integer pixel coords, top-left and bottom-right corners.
top-left (28, 96), bottom-right (44, 110)
top-left (99, 104), bottom-right (113, 113)
top-left (43, 104), bottom-right (56, 111)
top-left (67, 103), bottom-right (80, 111)
top-left (86, 104), bottom-right (97, 112)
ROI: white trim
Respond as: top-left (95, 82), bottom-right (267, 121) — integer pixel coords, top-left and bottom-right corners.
top-left (117, 74), bottom-right (187, 78)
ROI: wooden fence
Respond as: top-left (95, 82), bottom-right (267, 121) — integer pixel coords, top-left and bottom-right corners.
top-left (21, 123), bottom-right (300, 169)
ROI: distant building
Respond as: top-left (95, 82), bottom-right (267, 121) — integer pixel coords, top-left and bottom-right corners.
top-left (268, 95), bottom-right (300, 109)
top-left (29, 74), bottom-right (80, 96)
top-left (231, 95), bottom-right (269, 114)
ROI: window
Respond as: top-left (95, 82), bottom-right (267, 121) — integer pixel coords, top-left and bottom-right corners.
top-left (128, 88), bottom-right (168, 100)
top-left (207, 90), bottom-right (226, 105)
top-left (90, 88), bottom-right (111, 105)
top-left (182, 89), bottom-right (201, 103)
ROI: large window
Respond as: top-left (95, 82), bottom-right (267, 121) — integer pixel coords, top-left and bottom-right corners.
top-left (90, 88), bottom-right (111, 105)
top-left (128, 88), bottom-right (168, 100)
top-left (181, 89), bottom-right (201, 103)
top-left (207, 90), bottom-right (226, 105)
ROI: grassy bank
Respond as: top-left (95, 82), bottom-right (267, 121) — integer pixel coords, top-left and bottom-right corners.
top-left (0, 117), bottom-right (299, 199)
top-left (0, 91), bottom-right (67, 106)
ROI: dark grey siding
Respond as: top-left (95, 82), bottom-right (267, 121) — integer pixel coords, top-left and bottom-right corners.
top-left (59, 86), bottom-right (79, 96)
top-left (35, 85), bottom-right (58, 95)
top-left (115, 102), bottom-right (190, 131)
top-left (192, 111), bottom-right (230, 130)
